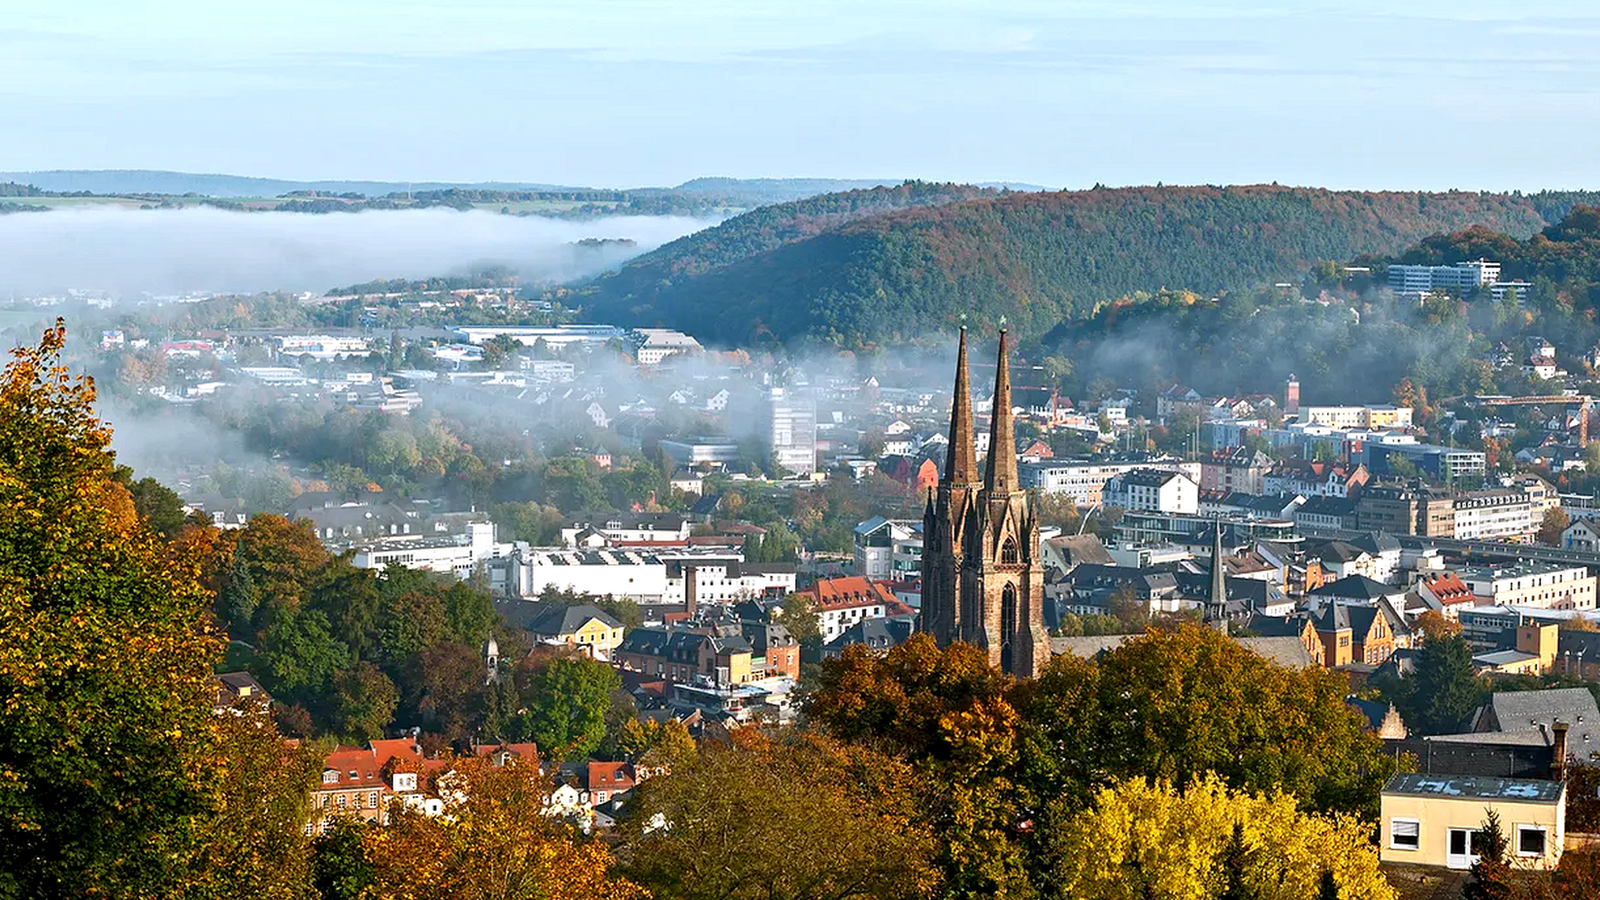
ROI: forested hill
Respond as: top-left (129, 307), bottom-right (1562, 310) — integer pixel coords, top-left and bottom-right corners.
top-left (582, 181), bottom-right (1001, 308)
top-left (581, 184), bottom-right (1600, 347)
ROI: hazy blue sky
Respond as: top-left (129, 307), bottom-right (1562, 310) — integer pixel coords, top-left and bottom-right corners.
top-left (5, 1), bottom-right (1599, 189)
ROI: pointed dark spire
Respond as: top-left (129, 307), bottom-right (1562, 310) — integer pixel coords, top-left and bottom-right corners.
top-left (1208, 517), bottom-right (1228, 631)
top-left (944, 327), bottom-right (978, 485)
top-left (984, 329), bottom-right (1019, 494)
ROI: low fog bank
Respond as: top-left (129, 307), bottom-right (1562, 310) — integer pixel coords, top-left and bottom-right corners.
top-left (0, 207), bottom-right (718, 297)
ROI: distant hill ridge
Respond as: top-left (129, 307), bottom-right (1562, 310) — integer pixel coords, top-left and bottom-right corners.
top-left (581, 183), bottom-right (1600, 347)
top-left (0, 169), bottom-right (917, 203)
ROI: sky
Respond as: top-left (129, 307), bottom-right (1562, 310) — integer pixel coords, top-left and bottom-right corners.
top-left (5, 1), bottom-right (1600, 190)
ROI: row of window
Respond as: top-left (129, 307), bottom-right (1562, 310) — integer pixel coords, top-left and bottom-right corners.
top-left (1389, 818), bottom-right (1547, 857)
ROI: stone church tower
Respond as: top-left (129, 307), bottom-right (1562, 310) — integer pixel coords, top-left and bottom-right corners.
top-left (922, 329), bottom-right (1050, 678)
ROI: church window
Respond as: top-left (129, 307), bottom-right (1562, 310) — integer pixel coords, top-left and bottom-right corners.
top-left (1001, 538), bottom-right (1019, 565)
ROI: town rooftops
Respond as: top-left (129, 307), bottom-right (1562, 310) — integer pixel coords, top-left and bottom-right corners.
top-left (1459, 560), bottom-right (1586, 582)
top-left (1381, 773), bottom-right (1564, 804)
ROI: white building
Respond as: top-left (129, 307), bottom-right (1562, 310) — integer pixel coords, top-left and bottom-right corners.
top-left (659, 437), bottom-right (741, 468)
top-left (1019, 457), bottom-right (1200, 508)
top-left (452, 324), bottom-right (623, 349)
top-left (560, 515), bottom-right (692, 547)
top-left (767, 388), bottom-right (817, 476)
top-left (352, 522), bottom-right (504, 580)
top-left (1102, 468), bottom-right (1200, 515)
top-left (852, 517), bottom-right (923, 581)
top-left (276, 334), bottom-right (371, 359)
top-left (489, 548), bottom-right (794, 604)
top-left (1452, 490), bottom-right (1536, 542)
top-left (1459, 562), bottom-right (1597, 611)
top-left (1387, 260), bottom-right (1500, 293)
top-left (629, 328), bottom-right (702, 365)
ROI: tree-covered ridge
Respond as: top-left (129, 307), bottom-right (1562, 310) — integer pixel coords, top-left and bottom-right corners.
top-left (585, 181), bottom-right (1000, 294)
top-left (585, 184), bottom-right (1600, 347)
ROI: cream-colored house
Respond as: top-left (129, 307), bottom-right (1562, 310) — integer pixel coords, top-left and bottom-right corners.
top-left (1379, 774), bottom-right (1565, 870)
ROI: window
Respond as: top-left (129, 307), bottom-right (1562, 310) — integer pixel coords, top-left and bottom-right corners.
top-left (322, 770), bottom-right (339, 784)
top-left (369, 791), bottom-right (379, 808)
top-left (337, 795), bottom-right (347, 809)
top-left (1517, 826), bottom-right (1548, 857)
top-left (1390, 818), bottom-right (1420, 850)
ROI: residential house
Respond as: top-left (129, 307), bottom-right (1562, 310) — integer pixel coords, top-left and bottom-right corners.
top-left (823, 614), bottom-right (918, 658)
top-left (1313, 602), bottom-right (1397, 667)
top-left (1102, 468), bottom-right (1200, 515)
top-left (1264, 460), bottom-right (1370, 498)
top-left (1562, 518), bottom-right (1600, 552)
top-left (1198, 447), bottom-right (1274, 495)
top-left (852, 517), bottom-right (923, 582)
top-left (584, 761), bottom-right (637, 807)
top-left (1293, 495), bottom-right (1360, 531)
top-left (1470, 688), bottom-right (1600, 762)
top-left (525, 603), bottom-right (626, 660)
top-left (1379, 774), bottom-right (1565, 870)
top-left (311, 747), bottom-right (388, 832)
top-left (802, 576), bottom-right (898, 642)
top-left (1243, 613), bottom-right (1321, 664)
top-left (1415, 572), bottom-right (1481, 621)
top-left (213, 671), bottom-right (271, 714)
top-left (614, 627), bottom-right (755, 688)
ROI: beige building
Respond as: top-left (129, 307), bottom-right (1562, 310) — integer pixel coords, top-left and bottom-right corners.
top-left (1379, 773), bottom-right (1565, 870)
top-left (1459, 562), bottom-right (1597, 611)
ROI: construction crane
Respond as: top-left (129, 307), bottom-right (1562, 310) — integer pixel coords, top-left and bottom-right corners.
top-left (1469, 395), bottom-right (1595, 445)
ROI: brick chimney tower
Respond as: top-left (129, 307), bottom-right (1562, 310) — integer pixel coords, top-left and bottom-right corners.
top-left (1285, 374), bottom-right (1301, 416)
top-left (1552, 720), bottom-right (1570, 781)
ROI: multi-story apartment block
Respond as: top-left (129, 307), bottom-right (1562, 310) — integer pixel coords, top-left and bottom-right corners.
top-left (1459, 562), bottom-right (1596, 611)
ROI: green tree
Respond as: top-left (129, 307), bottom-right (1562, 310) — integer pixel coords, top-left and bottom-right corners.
top-left (774, 592), bottom-right (822, 645)
top-left (256, 607), bottom-right (350, 705)
top-left (330, 661), bottom-right (399, 742)
top-left (1464, 810), bottom-right (1513, 900)
top-left (1392, 634), bottom-right (1486, 735)
top-left (311, 820), bottom-right (373, 900)
top-left (514, 656), bottom-right (621, 760)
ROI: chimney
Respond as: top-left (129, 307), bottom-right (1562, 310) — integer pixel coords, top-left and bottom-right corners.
top-left (1285, 375), bottom-right (1300, 416)
top-left (685, 565), bottom-right (698, 621)
top-left (1552, 720), bottom-right (1570, 781)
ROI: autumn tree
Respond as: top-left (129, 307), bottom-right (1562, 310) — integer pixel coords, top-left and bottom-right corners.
top-left (1045, 775), bottom-right (1396, 900)
top-left (1537, 507), bottom-right (1571, 546)
top-left (806, 636), bottom-right (1038, 897)
top-left (362, 757), bottom-right (644, 900)
top-left (0, 322), bottom-right (225, 896)
top-left (180, 706), bottom-right (323, 900)
top-left (623, 731), bottom-right (938, 900)
top-left (1413, 608), bottom-right (1462, 641)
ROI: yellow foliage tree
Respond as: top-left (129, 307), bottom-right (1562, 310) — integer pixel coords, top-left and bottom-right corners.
top-left (1046, 775), bottom-right (1395, 900)
top-left (360, 757), bottom-right (643, 900)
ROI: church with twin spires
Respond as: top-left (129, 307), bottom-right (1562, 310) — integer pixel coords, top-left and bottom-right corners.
top-left (921, 328), bottom-right (1051, 678)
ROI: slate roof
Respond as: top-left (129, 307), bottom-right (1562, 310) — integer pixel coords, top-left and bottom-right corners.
top-left (1045, 534), bottom-right (1114, 568)
top-left (1311, 574), bottom-right (1396, 602)
top-left (527, 603), bottom-right (624, 636)
top-left (824, 614), bottom-right (918, 655)
top-left (1382, 773), bottom-right (1564, 804)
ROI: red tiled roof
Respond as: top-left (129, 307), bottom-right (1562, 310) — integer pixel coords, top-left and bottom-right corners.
top-left (807, 576), bottom-right (897, 611)
top-left (369, 738), bottom-right (423, 769)
top-left (320, 747), bottom-right (384, 790)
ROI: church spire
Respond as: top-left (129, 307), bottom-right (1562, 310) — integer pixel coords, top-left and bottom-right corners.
top-left (944, 327), bottom-right (978, 485)
top-left (984, 329), bottom-right (1019, 494)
